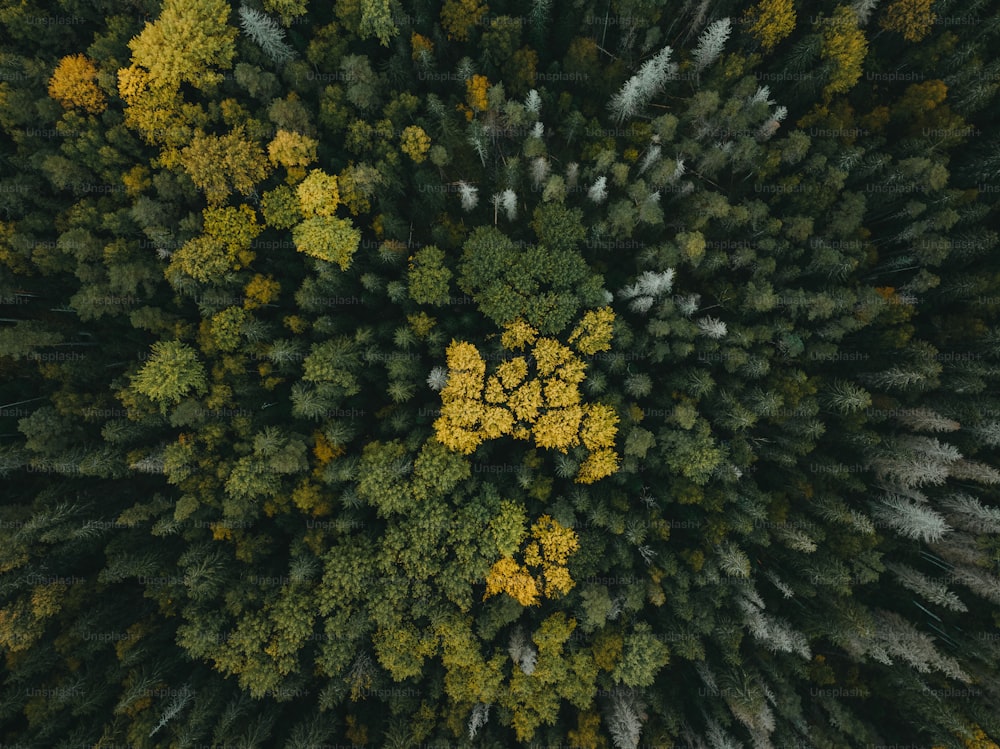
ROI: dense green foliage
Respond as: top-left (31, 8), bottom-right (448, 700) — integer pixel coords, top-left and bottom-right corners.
top-left (2, 0), bottom-right (1000, 747)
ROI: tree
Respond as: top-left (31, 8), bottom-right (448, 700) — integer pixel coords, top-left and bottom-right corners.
top-left (292, 216), bottom-right (361, 269)
top-left (692, 18), bottom-right (732, 72)
top-left (741, 0), bottom-right (796, 52)
top-left (400, 125), bottom-right (431, 163)
top-left (441, 0), bottom-right (488, 42)
top-left (48, 54), bottom-right (106, 114)
top-left (608, 46), bottom-right (675, 123)
top-left (879, 0), bottom-right (936, 42)
top-left (238, 5), bottom-right (295, 64)
top-left (500, 613), bottom-right (598, 741)
top-left (408, 245), bottom-right (453, 306)
top-left (267, 129), bottom-right (318, 169)
top-left (262, 184), bottom-right (303, 229)
top-left (358, 0), bottom-right (398, 46)
top-left (180, 127), bottom-right (271, 204)
top-left (168, 204), bottom-right (262, 282)
top-left (567, 307), bottom-right (615, 355)
top-left (819, 7), bottom-right (868, 98)
top-left (128, 341), bottom-right (208, 412)
top-left (610, 623), bottom-right (670, 688)
top-left (872, 493), bottom-right (951, 542)
top-left (458, 226), bottom-right (601, 335)
top-left (355, 440), bottom-right (414, 516)
top-left (531, 203), bottom-right (586, 254)
top-left (466, 75), bottom-right (489, 114)
top-left (296, 169), bottom-right (340, 216)
top-left (128, 0), bottom-right (238, 88)
top-left (263, 0), bottom-right (308, 24)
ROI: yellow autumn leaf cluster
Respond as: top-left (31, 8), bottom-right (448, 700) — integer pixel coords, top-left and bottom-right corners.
top-left (466, 74), bottom-right (489, 112)
top-left (567, 306), bottom-right (615, 355)
top-left (410, 32), bottom-right (435, 60)
top-left (741, 0), bottom-right (796, 53)
top-left (243, 274), bottom-right (280, 309)
top-left (820, 6), bottom-right (869, 98)
top-left (267, 129), bottom-right (319, 169)
top-left (484, 515), bottom-right (580, 606)
top-left (296, 169), bottom-right (340, 217)
top-left (879, 0), bottom-right (936, 43)
top-left (48, 54), bottom-right (107, 114)
top-left (440, 0), bottom-right (488, 42)
top-left (400, 125), bottom-right (431, 163)
top-left (433, 316), bottom-right (620, 482)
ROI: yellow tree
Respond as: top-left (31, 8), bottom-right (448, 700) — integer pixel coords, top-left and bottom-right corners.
top-left (127, 0), bottom-right (237, 89)
top-left (820, 6), bottom-right (869, 99)
top-left (484, 516), bottom-right (579, 606)
top-left (48, 54), bottom-right (106, 114)
top-left (567, 307), bottom-right (615, 355)
top-left (296, 169), bottom-right (340, 216)
top-left (117, 64), bottom-right (190, 146)
top-left (168, 204), bottom-right (262, 282)
top-left (292, 217), bottom-right (361, 269)
top-left (879, 0), bottom-right (936, 42)
top-left (267, 129), bottom-right (319, 170)
top-left (741, 0), bottom-right (796, 52)
top-left (484, 556), bottom-right (540, 606)
top-left (434, 318), bottom-right (620, 481)
top-left (400, 125), bottom-right (431, 163)
top-left (180, 127), bottom-right (271, 205)
top-left (466, 74), bottom-right (489, 113)
top-left (441, 0), bottom-right (488, 42)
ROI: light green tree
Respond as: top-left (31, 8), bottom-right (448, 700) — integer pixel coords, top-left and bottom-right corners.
top-left (129, 341), bottom-right (208, 412)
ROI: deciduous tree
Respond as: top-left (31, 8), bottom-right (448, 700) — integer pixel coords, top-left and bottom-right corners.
top-left (48, 54), bottom-right (106, 114)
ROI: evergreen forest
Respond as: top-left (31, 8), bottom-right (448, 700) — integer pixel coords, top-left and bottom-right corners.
top-left (3, 0), bottom-right (1000, 746)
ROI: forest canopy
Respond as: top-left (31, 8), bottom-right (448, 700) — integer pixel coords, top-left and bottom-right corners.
top-left (2, 0), bottom-right (1000, 747)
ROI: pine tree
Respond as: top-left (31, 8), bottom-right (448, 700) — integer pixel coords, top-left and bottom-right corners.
top-left (872, 493), bottom-right (952, 542)
top-left (692, 18), bottom-right (732, 73)
top-left (239, 5), bottom-right (295, 64)
top-left (603, 689), bottom-right (645, 749)
top-left (608, 46), bottom-right (675, 123)
top-left (457, 181), bottom-right (479, 211)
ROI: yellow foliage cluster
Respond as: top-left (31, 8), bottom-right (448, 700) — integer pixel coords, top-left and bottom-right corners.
top-left (880, 0), bottom-right (936, 42)
top-left (122, 165), bottom-right (152, 197)
top-left (570, 307), bottom-right (612, 361)
top-left (48, 54), bottom-right (107, 114)
top-left (178, 128), bottom-right (271, 204)
top-left (466, 74), bottom-right (489, 112)
top-left (501, 318), bottom-right (539, 350)
top-left (408, 311), bottom-right (437, 338)
top-left (820, 6), bottom-right (869, 98)
top-left (484, 515), bottom-right (580, 606)
top-left (484, 555), bottom-right (539, 606)
top-left (741, 0), bottom-right (796, 52)
top-left (568, 710), bottom-right (607, 749)
top-left (400, 125), bottom-right (431, 163)
top-left (312, 431), bottom-right (344, 466)
top-left (296, 169), bottom-right (340, 216)
top-left (434, 314), bottom-right (620, 483)
top-left (933, 725), bottom-right (1000, 749)
top-left (411, 32), bottom-right (435, 60)
top-left (243, 274), bottom-right (280, 309)
top-left (292, 479), bottom-right (331, 516)
top-left (441, 0), bottom-right (488, 42)
top-left (117, 64), bottom-right (187, 146)
top-left (168, 204), bottom-right (261, 282)
top-left (267, 129), bottom-right (319, 169)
